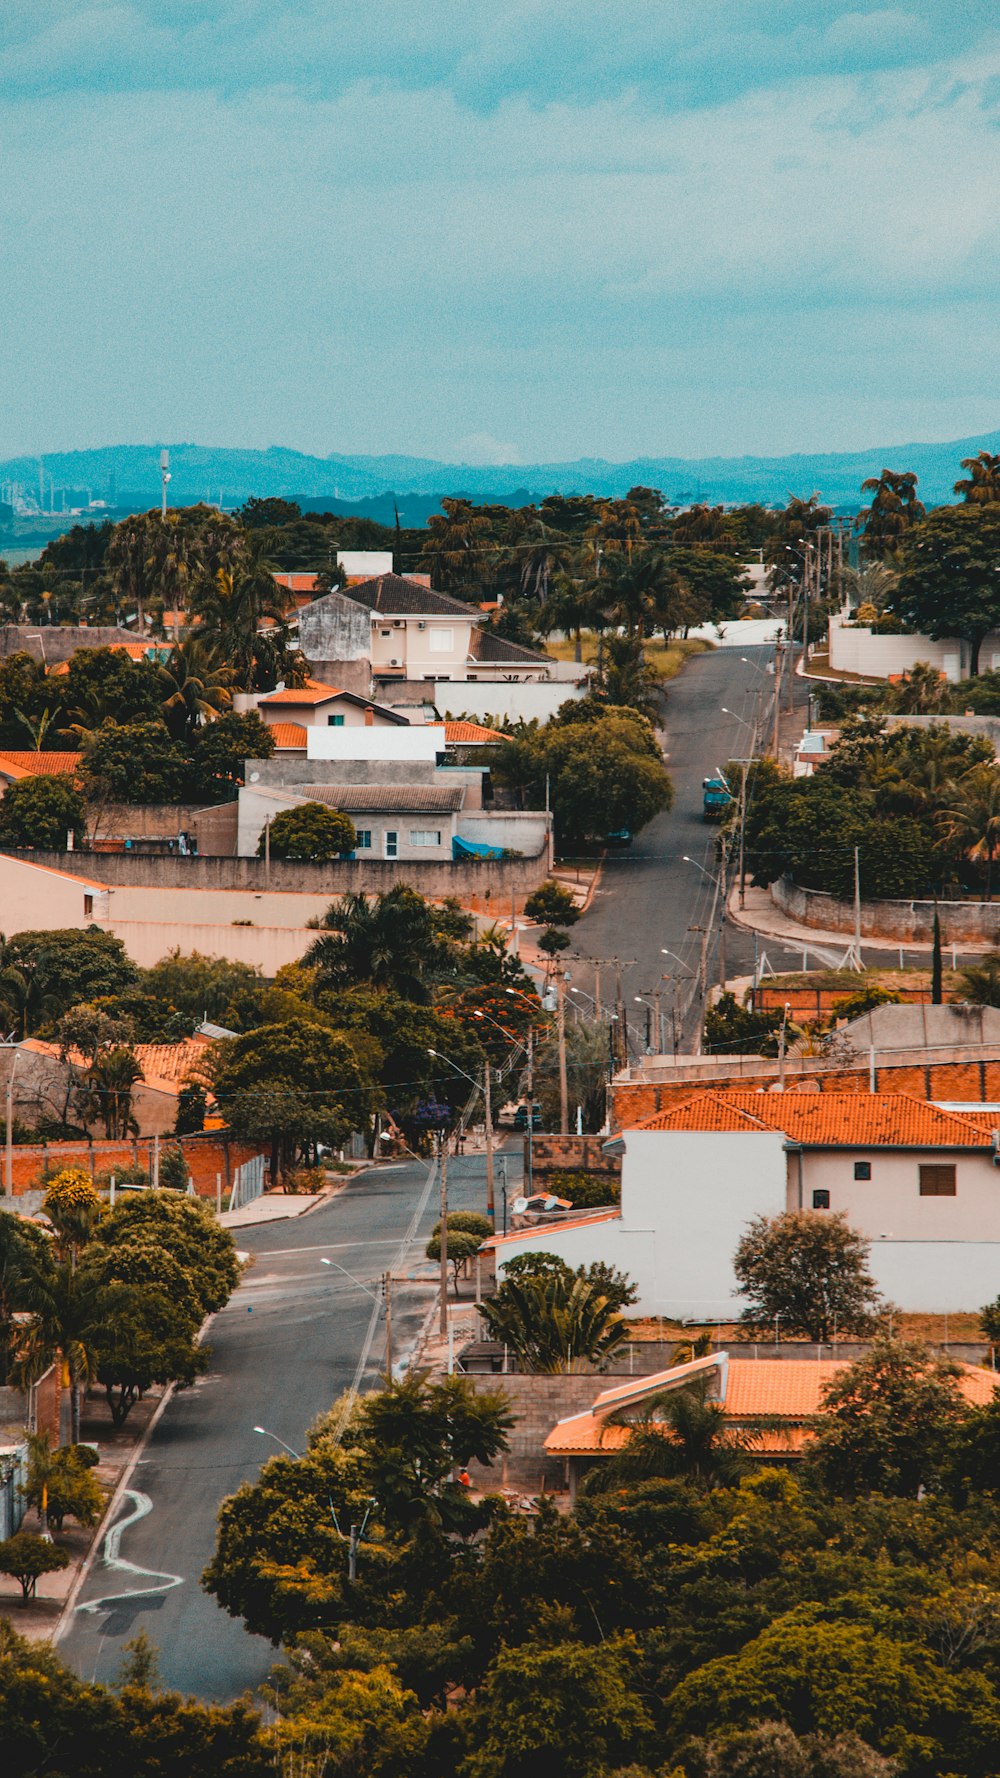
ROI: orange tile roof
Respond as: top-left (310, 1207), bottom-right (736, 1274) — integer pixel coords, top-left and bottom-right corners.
top-left (22, 1035), bottom-right (214, 1098)
top-left (259, 678), bottom-right (344, 706)
top-left (0, 751), bottom-right (81, 780)
top-left (544, 1356), bottom-right (1000, 1456)
top-left (632, 1091), bottom-right (993, 1149)
top-left (267, 722), bottom-right (308, 749)
top-left (433, 720), bottom-right (507, 744)
top-left (272, 573), bottom-right (321, 593)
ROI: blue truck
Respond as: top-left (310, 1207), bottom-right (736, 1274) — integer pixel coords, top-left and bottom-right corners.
top-left (702, 774), bottom-right (733, 821)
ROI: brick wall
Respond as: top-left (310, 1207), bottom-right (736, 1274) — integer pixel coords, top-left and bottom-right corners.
top-left (529, 1135), bottom-right (622, 1185)
top-left (612, 1055), bottom-right (1000, 1126)
top-left (5, 1133), bottom-right (262, 1198)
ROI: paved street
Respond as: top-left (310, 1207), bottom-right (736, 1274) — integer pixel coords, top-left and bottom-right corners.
top-left (59, 1151), bottom-right (511, 1701)
top-left (570, 644), bottom-right (811, 1048)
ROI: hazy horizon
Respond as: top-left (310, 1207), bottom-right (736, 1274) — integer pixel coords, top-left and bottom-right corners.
top-left (3, 5), bottom-right (1000, 465)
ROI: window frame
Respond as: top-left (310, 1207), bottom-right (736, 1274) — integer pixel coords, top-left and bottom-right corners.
top-left (919, 1163), bottom-right (957, 1198)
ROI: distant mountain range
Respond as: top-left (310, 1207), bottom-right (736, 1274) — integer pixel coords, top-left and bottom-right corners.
top-left (3, 430), bottom-right (1000, 517)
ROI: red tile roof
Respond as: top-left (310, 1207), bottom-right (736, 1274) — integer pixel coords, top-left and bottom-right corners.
top-left (0, 751), bottom-right (81, 780)
top-left (267, 722), bottom-right (308, 749)
top-left (433, 720), bottom-right (507, 744)
top-left (482, 1209), bottom-right (621, 1253)
top-left (272, 573), bottom-right (320, 594)
top-left (259, 678), bottom-right (344, 706)
top-left (544, 1355), bottom-right (1000, 1456)
top-left (631, 1091), bottom-right (993, 1149)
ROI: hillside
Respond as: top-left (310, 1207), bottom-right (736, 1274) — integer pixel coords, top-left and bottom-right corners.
top-left (4, 429), bottom-right (1000, 514)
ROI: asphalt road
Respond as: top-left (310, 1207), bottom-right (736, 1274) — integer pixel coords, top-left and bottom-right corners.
top-left (59, 1150), bottom-right (511, 1701)
top-left (569, 644), bottom-right (810, 1049)
top-left (567, 643), bottom-right (971, 1052)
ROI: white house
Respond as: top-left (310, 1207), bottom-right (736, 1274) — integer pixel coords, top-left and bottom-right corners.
top-left (486, 1091), bottom-right (1000, 1315)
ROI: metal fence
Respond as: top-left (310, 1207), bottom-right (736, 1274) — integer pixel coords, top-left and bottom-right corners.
top-left (229, 1153), bottom-right (266, 1213)
top-left (0, 1442), bottom-right (28, 1541)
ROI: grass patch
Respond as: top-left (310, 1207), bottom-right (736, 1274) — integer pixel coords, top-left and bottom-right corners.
top-left (544, 631), bottom-right (715, 680)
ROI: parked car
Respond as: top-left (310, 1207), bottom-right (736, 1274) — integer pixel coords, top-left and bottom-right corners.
top-left (513, 1102), bottom-right (543, 1132)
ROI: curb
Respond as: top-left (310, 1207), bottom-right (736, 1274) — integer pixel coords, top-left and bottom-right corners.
top-left (725, 885), bottom-right (995, 960)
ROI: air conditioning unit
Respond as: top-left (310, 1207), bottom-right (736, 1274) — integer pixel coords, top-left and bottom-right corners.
top-left (417, 621), bottom-right (426, 629)
top-left (393, 619), bottom-right (403, 628)
top-left (390, 658), bottom-right (400, 667)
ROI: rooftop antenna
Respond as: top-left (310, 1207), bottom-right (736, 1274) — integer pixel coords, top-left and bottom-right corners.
top-left (160, 448), bottom-right (171, 518)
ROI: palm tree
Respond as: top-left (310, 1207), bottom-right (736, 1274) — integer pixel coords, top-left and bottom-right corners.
top-left (604, 551), bottom-right (674, 639)
top-left (835, 560), bottom-right (898, 615)
top-left (892, 662), bottom-right (954, 715)
top-left (586, 1376), bottom-right (761, 1493)
top-left (12, 1260), bottom-right (102, 1445)
top-left (938, 762), bottom-right (1000, 900)
top-left (76, 1045), bottom-right (142, 1139)
top-left (479, 1270), bottom-right (628, 1373)
top-left (190, 550), bottom-right (291, 690)
top-left (538, 572), bottom-right (597, 662)
top-left (305, 885), bottom-right (437, 1002)
top-left (514, 525), bottom-right (577, 604)
top-left (158, 640), bottom-right (233, 742)
top-left (420, 498), bottom-right (495, 592)
top-left (958, 952), bottom-right (1000, 1007)
top-left (12, 705), bottom-right (60, 750)
top-left (954, 452), bottom-right (1000, 505)
top-left (858, 470), bottom-right (925, 558)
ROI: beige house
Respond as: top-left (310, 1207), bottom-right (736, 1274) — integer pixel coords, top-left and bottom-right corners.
top-left (486, 1091), bottom-right (1000, 1316)
top-left (255, 680), bottom-right (408, 733)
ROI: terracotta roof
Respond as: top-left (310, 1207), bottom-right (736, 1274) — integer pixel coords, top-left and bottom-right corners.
top-left (342, 573), bottom-right (473, 617)
top-left (267, 722), bottom-right (308, 749)
top-left (21, 1034), bottom-right (213, 1098)
top-left (632, 1091), bottom-right (993, 1149)
top-left (272, 573), bottom-right (320, 593)
top-left (259, 678), bottom-right (344, 706)
top-left (544, 1356), bottom-right (1000, 1457)
top-left (298, 783), bottom-right (464, 814)
top-left (49, 641), bottom-right (167, 669)
top-left (433, 720), bottom-right (507, 745)
top-left (0, 751), bottom-right (81, 780)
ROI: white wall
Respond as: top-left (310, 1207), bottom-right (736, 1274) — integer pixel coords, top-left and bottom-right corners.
top-left (827, 613), bottom-right (978, 683)
top-left (102, 919), bottom-right (316, 972)
top-left (307, 726), bottom-right (442, 762)
top-left (339, 551), bottom-right (393, 577)
top-left (433, 681), bottom-right (588, 725)
top-left (0, 855), bottom-right (110, 930)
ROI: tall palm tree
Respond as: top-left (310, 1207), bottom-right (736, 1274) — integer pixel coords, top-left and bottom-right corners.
top-left (954, 452), bottom-right (1000, 505)
top-left (858, 470), bottom-right (924, 558)
top-left (12, 1260), bottom-right (102, 1445)
top-left (938, 762), bottom-right (1000, 900)
top-left (77, 1045), bottom-right (142, 1139)
top-left (835, 560), bottom-right (899, 615)
top-left (305, 885), bottom-right (436, 1002)
top-left (538, 571), bottom-right (597, 662)
top-left (190, 551), bottom-right (291, 691)
top-left (891, 662), bottom-right (954, 715)
top-left (158, 640), bottom-right (233, 742)
top-left (604, 551), bottom-right (674, 639)
top-left (514, 525), bottom-right (577, 604)
top-left (420, 498), bottom-right (495, 592)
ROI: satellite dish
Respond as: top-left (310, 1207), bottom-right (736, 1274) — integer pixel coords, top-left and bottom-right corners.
top-left (511, 1196), bottom-right (528, 1215)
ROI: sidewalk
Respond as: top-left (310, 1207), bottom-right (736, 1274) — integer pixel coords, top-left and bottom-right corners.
top-left (0, 1385), bottom-right (168, 1643)
top-left (728, 882), bottom-right (996, 959)
top-left (219, 1189), bottom-right (327, 1228)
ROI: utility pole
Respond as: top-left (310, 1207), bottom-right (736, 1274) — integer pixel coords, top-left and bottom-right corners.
top-left (4, 1045), bottom-right (17, 1196)
top-left (738, 760), bottom-right (748, 907)
top-left (718, 834), bottom-right (729, 990)
top-left (778, 1002), bottom-right (790, 1090)
top-left (772, 639), bottom-right (783, 757)
top-left (483, 1059), bottom-right (495, 1224)
top-left (525, 1026), bottom-right (534, 1195)
top-left (557, 971), bottom-right (569, 1135)
top-left (383, 1271), bottom-right (393, 1382)
top-left (438, 1133), bottom-right (449, 1337)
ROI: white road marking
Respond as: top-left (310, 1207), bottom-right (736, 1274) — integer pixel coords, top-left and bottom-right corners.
top-left (252, 1239), bottom-right (402, 1257)
top-left (76, 1489), bottom-right (184, 1614)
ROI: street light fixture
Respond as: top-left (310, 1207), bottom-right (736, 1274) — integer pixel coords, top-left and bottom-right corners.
top-left (428, 1046), bottom-right (495, 1224)
top-left (253, 1426), bottom-right (299, 1459)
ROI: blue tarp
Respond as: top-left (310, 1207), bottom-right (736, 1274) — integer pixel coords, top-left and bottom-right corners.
top-left (452, 835), bottom-right (504, 861)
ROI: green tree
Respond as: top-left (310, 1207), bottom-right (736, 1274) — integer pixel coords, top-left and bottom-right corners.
top-left (0, 1532), bottom-right (69, 1603)
top-left (858, 469), bottom-right (925, 557)
top-left (140, 949), bottom-right (261, 1025)
top-left (61, 645), bottom-right (163, 734)
top-left (480, 1267), bottom-right (629, 1372)
top-left (260, 800), bottom-right (357, 862)
top-left (306, 885), bottom-right (443, 1003)
top-left (585, 1375), bottom-right (760, 1495)
top-left (0, 1215), bottom-right (50, 1384)
top-left (426, 1216), bottom-right (489, 1293)
top-left (81, 719), bottom-right (189, 806)
top-left (157, 640), bottom-right (232, 743)
top-left (213, 1018), bottom-right (372, 1181)
top-left (88, 1276), bottom-right (209, 1426)
top-left (188, 710), bottom-right (274, 800)
top-left (807, 1337), bottom-right (968, 1496)
top-left (523, 880), bottom-right (580, 926)
top-left (0, 927), bottom-right (137, 1033)
top-left (11, 1258), bottom-right (102, 1443)
top-left (937, 761), bottom-right (1000, 899)
top-left (188, 553), bottom-right (294, 691)
top-left (467, 1636), bottom-right (651, 1778)
top-left (346, 1374), bottom-right (512, 1539)
top-left (0, 774), bottom-right (86, 850)
top-left (954, 450), bottom-right (1000, 505)
top-left (92, 1192), bottom-right (239, 1318)
top-left (894, 504), bottom-right (1000, 675)
top-left (684, 1723), bottom-right (896, 1778)
top-left (23, 1433), bottom-right (103, 1533)
top-left (704, 990), bottom-right (785, 1057)
top-left (733, 1211), bottom-right (884, 1344)
top-left (495, 703), bottom-right (672, 849)
top-left (76, 1043), bottom-right (142, 1138)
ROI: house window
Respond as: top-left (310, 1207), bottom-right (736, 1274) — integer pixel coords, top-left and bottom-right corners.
top-left (355, 830), bottom-right (372, 849)
top-left (854, 1161), bottom-right (871, 1181)
top-left (428, 627), bottom-right (454, 653)
top-left (83, 893), bottom-right (93, 917)
top-left (380, 628), bottom-right (391, 636)
top-left (919, 1164), bottom-right (956, 1197)
top-left (409, 830), bottom-right (442, 847)
top-left (384, 830), bottom-right (398, 859)
top-left (812, 1189), bottom-right (830, 1210)
top-left (327, 713), bottom-right (345, 726)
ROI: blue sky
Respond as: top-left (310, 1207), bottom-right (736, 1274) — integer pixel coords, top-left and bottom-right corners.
top-left (3, 3), bottom-right (1000, 464)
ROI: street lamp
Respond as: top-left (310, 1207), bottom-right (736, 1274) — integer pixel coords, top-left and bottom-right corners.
top-left (253, 1426), bottom-right (299, 1459)
top-left (428, 1047), bottom-right (495, 1224)
top-left (661, 946), bottom-right (695, 978)
top-left (320, 1259), bottom-right (392, 1379)
top-left (633, 992), bottom-right (664, 1053)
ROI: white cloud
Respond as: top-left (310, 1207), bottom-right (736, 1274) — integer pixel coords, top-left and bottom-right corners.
top-left (455, 433), bottom-right (523, 466)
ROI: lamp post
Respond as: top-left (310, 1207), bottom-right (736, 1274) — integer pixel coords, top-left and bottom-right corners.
top-left (253, 1426), bottom-right (299, 1459)
top-left (682, 856), bottom-right (725, 1053)
top-left (428, 1046), bottom-right (495, 1225)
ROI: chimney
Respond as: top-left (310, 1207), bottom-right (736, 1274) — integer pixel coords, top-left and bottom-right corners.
top-left (364, 706), bottom-right (374, 726)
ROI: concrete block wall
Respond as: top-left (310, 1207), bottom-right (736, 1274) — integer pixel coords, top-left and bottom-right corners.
top-left (771, 875), bottom-right (1000, 945)
top-left (611, 1055), bottom-right (1000, 1126)
top-left (529, 1134), bottom-right (622, 1185)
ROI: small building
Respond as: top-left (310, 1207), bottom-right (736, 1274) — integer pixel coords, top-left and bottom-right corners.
top-left (543, 1350), bottom-right (1000, 1499)
top-left (256, 679), bottom-right (409, 733)
top-left (0, 750), bottom-right (81, 792)
top-left (486, 1091), bottom-right (1000, 1315)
